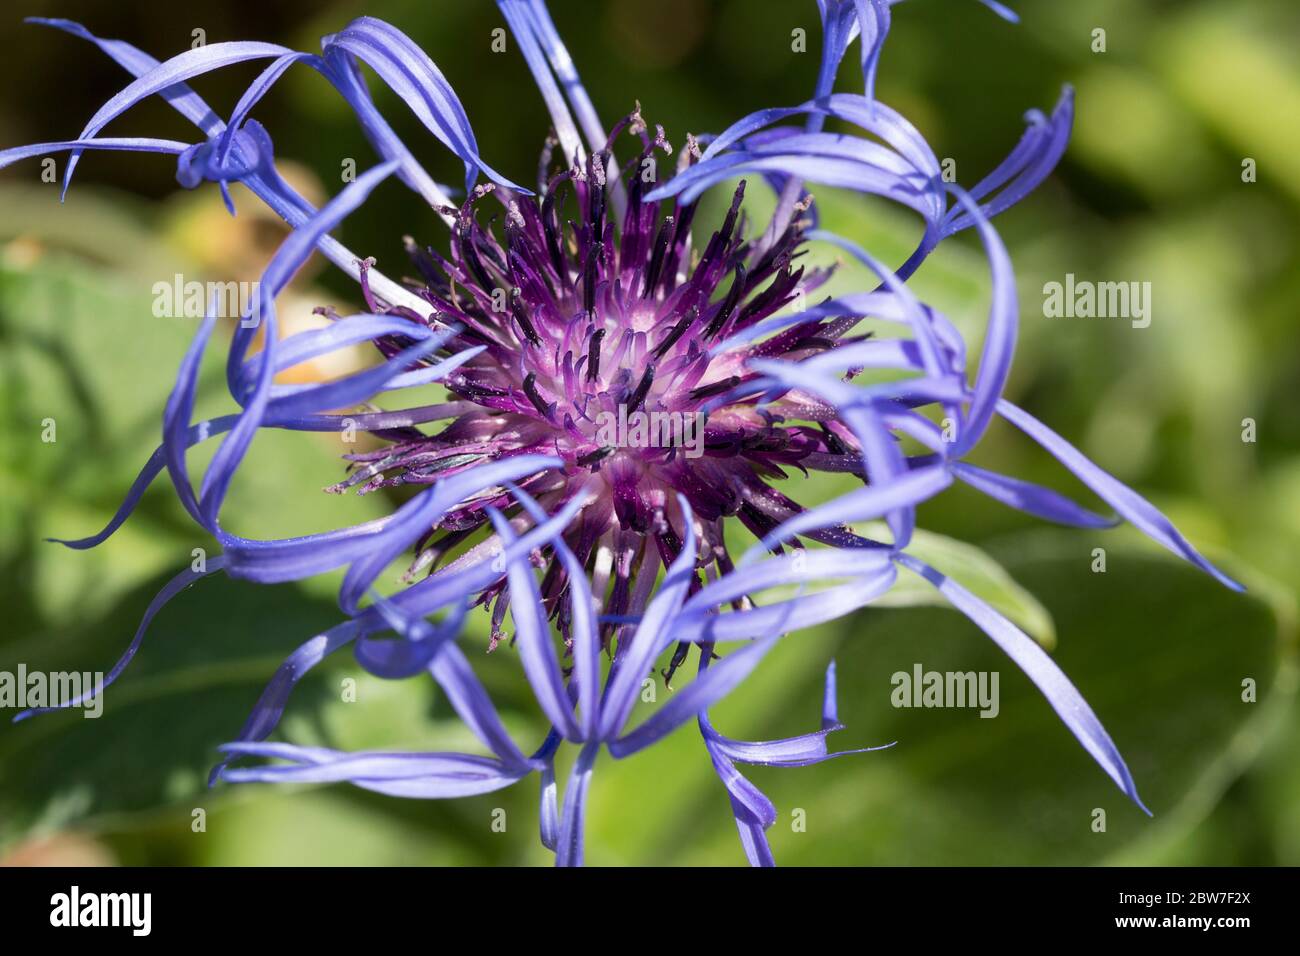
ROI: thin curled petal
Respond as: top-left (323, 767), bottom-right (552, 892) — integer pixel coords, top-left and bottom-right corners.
top-left (219, 742), bottom-right (535, 798)
top-left (496, 0), bottom-right (587, 164)
top-left (707, 661), bottom-right (893, 766)
top-left (555, 743), bottom-right (597, 867)
top-left (387, 492), bottom-right (592, 619)
top-left (997, 400), bottom-right (1242, 590)
top-left (674, 565), bottom-right (898, 644)
top-left (223, 454), bottom-right (558, 587)
top-left (34, 17), bottom-right (429, 311)
top-left (27, 18), bottom-right (224, 131)
top-left (15, 558), bottom-right (225, 723)
top-left (323, 17), bottom-right (519, 194)
top-left (745, 355), bottom-right (955, 547)
top-left (694, 548), bottom-right (892, 605)
top-left (339, 455), bottom-right (561, 612)
top-left (896, 551), bottom-right (1150, 813)
top-left (200, 160), bottom-right (400, 527)
top-left (953, 462), bottom-right (1117, 528)
top-left (534, 727), bottom-right (563, 852)
top-left (428, 643), bottom-right (534, 768)
top-left (506, 483), bottom-right (602, 739)
top-left (0, 137), bottom-right (188, 172)
top-left (353, 590), bottom-right (469, 680)
top-left (63, 40), bottom-right (293, 196)
top-left (611, 635), bottom-right (781, 757)
top-left (944, 86), bottom-right (1073, 235)
top-left (742, 464), bottom-right (952, 558)
top-left (598, 496), bottom-right (697, 740)
top-left (508, 1), bottom-right (607, 152)
top-left (487, 508), bottom-right (583, 741)
top-left (208, 620), bottom-right (361, 785)
top-left (943, 185), bottom-right (1018, 457)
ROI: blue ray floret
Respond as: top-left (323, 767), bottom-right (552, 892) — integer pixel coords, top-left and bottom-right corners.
top-left (1, 0), bottom-right (1241, 866)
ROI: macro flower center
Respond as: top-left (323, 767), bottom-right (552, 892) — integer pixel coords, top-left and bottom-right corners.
top-left (349, 120), bottom-right (843, 574)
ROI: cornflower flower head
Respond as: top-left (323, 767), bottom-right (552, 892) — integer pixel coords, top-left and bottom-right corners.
top-left (1, 0), bottom-right (1241, 866)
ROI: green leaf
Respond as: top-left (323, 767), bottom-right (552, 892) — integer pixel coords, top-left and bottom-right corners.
top-left (640, 533), bottom-right (1292, 866)
top-left (872, 524), bottom-right (1057, 649)
top-left (0, 569), bottom-right (547, 856)
top-left (0, 188), bottom-right (408, 853)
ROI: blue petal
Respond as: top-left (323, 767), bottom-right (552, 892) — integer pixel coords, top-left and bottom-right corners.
top-left (219, 742), bottom-right (536, 798)
top-left (323, 17), bottom-right (521, 194)
top-left (895, 551), bottom-right (1151, 813)
top-left (27, 18), bottom-right (223, 133)
top-left (496, 1), bottom-right (590, 165)
top-left (705, 737), bottom-right (778, 866)
top-left (555, 742), bottom-right (598, 866)
top-left (508, 1), bottom-right (606, 153)
top-left (654, 143), bottom-right (935, 213)
top-left (506, 483), bottom-right (602, 739)
top-left (198, 160), bottom-right (400, 527)
top-left (16, 559), bottom-right (225, 723)
top-left (32, 17), bottom-right (431, 311)
top-left (705, 661), bottom-right (893, 766)
top-left (487, 507), bottom-right (583, 741)
top-left (597, 496), bottom-right (697, 740)
top-left (262, 340), bottom-right (476, 419)
top-left (63, 40), bottom-right (293, 197)
top-left (943, 86), bottom-right (1073, 235)
top-left (354, 593), bottom-right (468, 679)
top-left (726, 795), bottom-right (777, 867)
top-left (997, 400), bottom-right (1243, 591)
top-left (739, 459), bottom-right (952, 554)
top-left (674, 566), bottom-right (898, 643)
top-left (384, 492), bottom-right (592, 618)
top-left (700, 547), bottom-right (892, 601)
top-left (209, 620), bottom-right (360, 784)
top-left (0, 137), bottom-right (188, 173)
top-left (46, 444), bottom-right (169, 550)
top-left (339, 458), bottom-right (559, 611)
top-left (953, 462), bottom-right (1118, 528)
top-left (428, 643), bottom-right (535, 767)
top-left (945, 185), bottom-right (1018, 458)
top-left (222, 454), bottom-right (560, 587)
top-left (533, 727), bottom-right (563, 852)
top-left (234, 313), bottom-right (451, 398)
top-left (612, 634), bottom-right (781, 758)
top-left (806, 229), bottom-right (951, 380)
top-left (743, 360), bottom-right (917, 545)
top-left (850, 0), bottom-right (891, 103)
top-left (212, 52), bottom-right (321, 175)
top-left (162, 308), bottom-right (220, 528)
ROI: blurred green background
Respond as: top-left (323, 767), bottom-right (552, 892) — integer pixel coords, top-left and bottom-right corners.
top-left (0, 0), bottom-right (1297, 866)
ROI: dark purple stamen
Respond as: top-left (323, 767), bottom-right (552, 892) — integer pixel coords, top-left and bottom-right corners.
top-left (641, 215), bottom-right (673, 298)
top-left (652, 307), bottom-right (696, 360)
top-left (510, 288), bottom-right (542, 346)
top-left (522, 372), bottom-right (553, 417)
top-left (705, 263), bottom-right (747, 339)
top-left (626, 364), bottom-right (655, 413)
top-left (586, 327), bottom-right (605, 382)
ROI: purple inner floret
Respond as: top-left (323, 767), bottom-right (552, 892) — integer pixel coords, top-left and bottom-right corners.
top-left (343, 114), bottom-right (873, 656)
